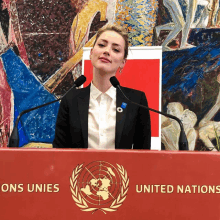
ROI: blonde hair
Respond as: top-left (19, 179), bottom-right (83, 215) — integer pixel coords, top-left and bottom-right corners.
top-left (93, 23), bottom-right (129, 59)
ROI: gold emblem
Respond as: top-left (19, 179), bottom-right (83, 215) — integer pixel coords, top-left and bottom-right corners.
top-left (70, 161), bottom-right (129, 214)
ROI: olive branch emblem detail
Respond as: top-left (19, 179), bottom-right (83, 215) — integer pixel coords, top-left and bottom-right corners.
top-left (70, 163), bottom-right (129, 214)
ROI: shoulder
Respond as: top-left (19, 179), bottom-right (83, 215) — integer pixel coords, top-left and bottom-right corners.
top-left (121, 86), bottom-right (145, 94)
top-left (64, 84), bottom-right (90, 100)
top-left (121, 86), bottom-right (146, 101)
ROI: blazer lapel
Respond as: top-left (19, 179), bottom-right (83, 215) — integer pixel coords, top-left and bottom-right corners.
top-left (78, 85), bottom-right (90, 148)
top-left (115, 88), bottom-right (128, 149)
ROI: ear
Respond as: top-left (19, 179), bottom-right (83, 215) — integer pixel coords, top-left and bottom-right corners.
top-left (120, 58), bottom-right (126, 69)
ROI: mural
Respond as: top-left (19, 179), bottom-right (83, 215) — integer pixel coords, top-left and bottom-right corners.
top-left (156, 0), bottom-right (220, 151)
top-left (0, 0), bottom-right (220, 151)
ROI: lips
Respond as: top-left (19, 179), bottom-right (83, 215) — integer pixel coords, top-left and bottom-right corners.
top-left (99, 57), bottom-right (111, 63)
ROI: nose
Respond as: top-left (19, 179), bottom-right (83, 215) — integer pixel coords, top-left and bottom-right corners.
top-left (103, 46), bottom-right (110, 55)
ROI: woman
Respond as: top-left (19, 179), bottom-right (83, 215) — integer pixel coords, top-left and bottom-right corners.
top-left (53, 24), bottom-right (151, 149)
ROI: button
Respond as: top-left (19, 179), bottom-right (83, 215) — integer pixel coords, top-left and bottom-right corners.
top-left (117, 107), bottom-right (123, 113)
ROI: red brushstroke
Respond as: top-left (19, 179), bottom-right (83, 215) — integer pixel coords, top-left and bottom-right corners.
top-left (0, 60), bottom-right (13, 147)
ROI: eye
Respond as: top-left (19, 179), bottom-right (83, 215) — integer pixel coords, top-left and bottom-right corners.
top-left (113, 48), bottom-right (120, 52)
top-left (98, 43), bottom-right (105, 47)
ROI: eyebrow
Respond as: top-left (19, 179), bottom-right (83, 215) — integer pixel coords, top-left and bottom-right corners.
top-left (99, 39), bottom-right (122, 47)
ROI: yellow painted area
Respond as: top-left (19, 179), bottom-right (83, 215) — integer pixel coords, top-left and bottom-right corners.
top-left (134, 34), bottom-right (145, 43)
top-left (71, 0), bottom-right (108, 52)
top-left (137, 5), bottom-right (144, 9)
top-left (23, 143), bottom-right (53, 148)
top-left (136, 0), bottom-right (144, 4)
top-left (125, 16), bottom-right (131, 21)
top-left (137, 18), bottom-right (146, 26)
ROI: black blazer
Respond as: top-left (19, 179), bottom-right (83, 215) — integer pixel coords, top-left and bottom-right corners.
top-left (53, 85), bottom-right (151, 149)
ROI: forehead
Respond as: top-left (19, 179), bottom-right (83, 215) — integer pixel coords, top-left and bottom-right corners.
top-left (97, 30), bottom-right (125, 47)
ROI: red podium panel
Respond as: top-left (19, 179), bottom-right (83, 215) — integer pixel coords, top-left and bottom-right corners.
top-left (0, 149), bottom-right (220, 220)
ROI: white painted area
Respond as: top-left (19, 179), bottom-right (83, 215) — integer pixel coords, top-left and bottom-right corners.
top-left (104, 0), bottom-right (117, 23)
top-left (151, 137), bottom-right (161, 150)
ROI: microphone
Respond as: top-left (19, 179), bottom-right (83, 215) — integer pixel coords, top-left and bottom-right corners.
top-left (8, 75), bottom-right (86, 147)
top-left (72, 75), bottom-right (87, 87)
top-left (110, 76), bottom-right (188, 151)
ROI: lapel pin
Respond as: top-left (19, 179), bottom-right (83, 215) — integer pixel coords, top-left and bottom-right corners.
top-left (117, 107), bottom-right (123, 113)
top-left (121, 102), bottom-right (127, 109)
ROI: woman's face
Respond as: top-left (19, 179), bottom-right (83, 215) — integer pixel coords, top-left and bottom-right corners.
top-left (90, 30), bottom-right (126, 74)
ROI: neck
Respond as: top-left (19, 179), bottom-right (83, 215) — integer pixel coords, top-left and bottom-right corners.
top-left (92, 70), bottom-right (116, 93)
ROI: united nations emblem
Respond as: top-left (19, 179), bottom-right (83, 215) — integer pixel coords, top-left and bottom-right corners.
top-left (70, 161), bottom-right (129, 214)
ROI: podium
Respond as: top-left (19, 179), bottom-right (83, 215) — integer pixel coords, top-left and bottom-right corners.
top-left (0, 148), bottom-right (220, 220)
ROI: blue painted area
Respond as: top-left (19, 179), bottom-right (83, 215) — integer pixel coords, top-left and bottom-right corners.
top-left (162, 36), bottom-right (220, 122)
top-left (1, 49), bottom-right (60, 146)
top-left (14, 105), bottom-right (29, 147)
top-left (188, 29), bottom-right (220, 46)
top-left (162, 42), bottom-right (220, 95)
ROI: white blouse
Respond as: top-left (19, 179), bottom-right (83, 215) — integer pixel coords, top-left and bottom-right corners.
top-left (88, 82), bottom-right (116, 149)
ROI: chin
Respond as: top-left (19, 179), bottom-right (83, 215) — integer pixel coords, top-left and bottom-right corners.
top-left (94, 64), bottom-right (117, 75)
top-left (96, 67), bottom-right (114, 74)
